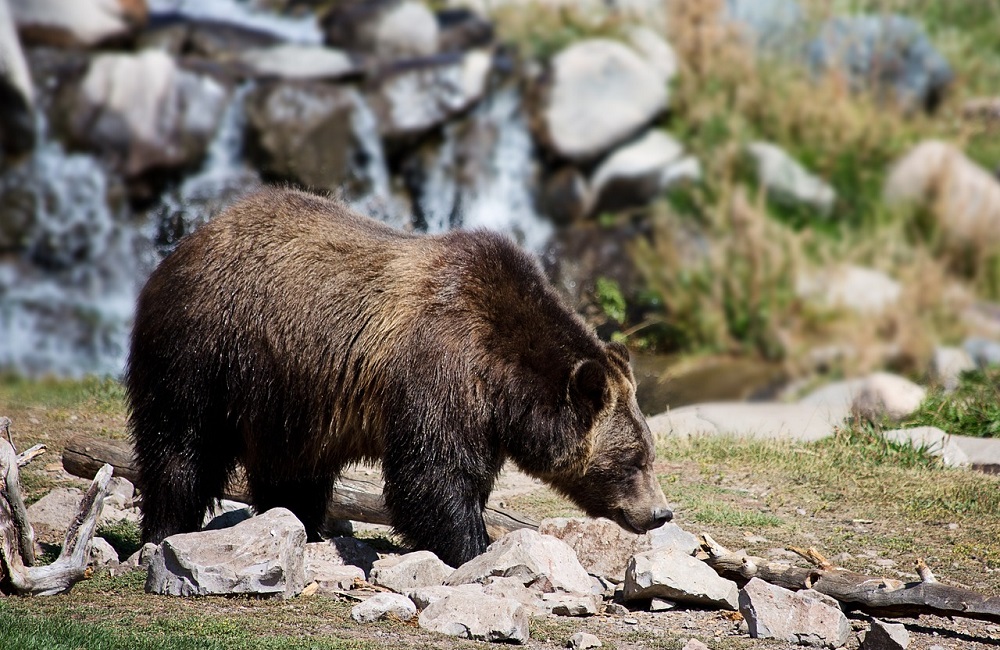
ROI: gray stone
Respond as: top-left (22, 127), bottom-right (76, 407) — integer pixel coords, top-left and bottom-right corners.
top-left (309, 564), bottom-right (364, 593)
top-left (624, 548), bottom-right (739, 610)
top-left (747, 141), bottom-right (836, 215)
top-left (739, 578), bottom-right (851, 648)
top-left (89, 536), bottom-right (119, 568)
top-left (27, 487), bottom-right (83, 544)
top-left (795, 265), bottom-right (901, 316)
top-left (724, 0), bottom-right (807, 55)
top-left (537, 592), bottom-right (601, 616)
top-left (418, 593), bottom-right (529, 643)
top-left (538, 518), bottom-right (697, 583)
top-left (951, 434), bottom-right (1000, 474)
top-left (9, 0), bottom-right (147, 47)
top-left (445, 529), bottom-right (593, 594)
top-left (681, 639), bottom-right (710, 650)
top-left (964, 337), bottom-right (1000, 368)
top-left (304, 538), bottom-right (379, 578)
top-left (799, 589), bottom-right (841, 611)
top-left (123, 542), bottom-right (158, 572)
top-left (882, 427), bottom-right (969, 468)
top-left (931, 346), bottom-right (975, 392)
top-left (351, 592), bottom-right (417, 623)
top-left (238, 45), bottom-right (361, 81)
top-left (145, 508), bottom-right (306, 599)
top-left (406, 584), bottom-right (483, 609)
top-left (800, 372), bottom-right (926, 422)
top-left (323, 0), bottom-right (438, 60)
top-left (538, 39), bottom-right (667, 161)
top-left (863, 619), bottom-right (909, 648)
top-left (650, 597), bottom-right (676, 611)
top-left (648, 402), bottom-right (844, 443)
top-left (589, 130), bottom-right (685, 214)
top-left (568, 631), bottom-right (602, 649)
top-left (105, 477), bottom-right (134, 506)
top-left (202, 502), bottom-right (253, 531)
top-left (370, 550), bottom-right (454, 593)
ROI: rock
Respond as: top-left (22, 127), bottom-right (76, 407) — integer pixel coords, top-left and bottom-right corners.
top-left (202, 500), bottom-right (253, 530)
top-left (244, 81), bottom-right (371, 194)
top-left (930, 346), bottom-right (975, 392)
top-left (123, 542), bottom-right (158, 572)
top-left (238, 45), bottom-right (362, 81)
top-left (367, 49), bottom-right (491, 140)
top-left (406, 584), bottom-right (484, 609)
top-left (418, 593), bottom-right (529, 643)
top-left (436, 8), bottom-right (493, 53)
top-left (351, 592), bottom-right (417, 623)
top-left (27, 487), bottom-right (85, 544)
top-left (964, 337), bottom-right (1000, 368)
top-left (624, 548), bottom-right (739, 610)
top-left (800, 372), bottom-right (926, 422)
top-left (0, 0), bottom-right (35, 160)
top-left (445, 528), bottom-right (593, 594)
top-left (370, 550), bottom-right (455, 592)
top-left (681, 640), bottom-right (710, 650)
top-left (10, 0), bottom-right (147, 47)
top-left (537, 592), bottom-right (601, 616)
top-left (568, 631), bottom-right (602, 649)
top-left (538, 518), bottom-right (698, 583)
top-left (747, 141), bottom-right (836, 215)
top-left (541, 166), bottom-right (592, 225)
top-left (624, 26), bottom-right (677, 86)
top-left (649, 402), bottom-right (844, 443)
top-left (881, 426), bottom-right (969, 467)
top-left (304, 542), bottom-right (367, 592)
top-left (145, 508), bottom-right (306, 598)
top-left (323, 0), bottom-right (439, 60)
top-left (862, 619), bottom-right (910, 649)
top-left (885, 141), bottom-right (1000, 249)
top-left (589, 130), bottom-right (686, 214)
top-left (809, 14), bottom-right (952, 112)
top-left (61, 49), bottom-right (227, 185)
top-left (739, 578), bottom-right (851, 648)
top-left (650, 597), bottom-right (676, 611)
top-left (105, 477), bottom-right (134, 506)
top-left (799, 589), bottom-right (841, 611)
top-left (795, 265), bottom-right (901, 316)
top-left (604, 602), bottom-right (629, 616)
top-left (537, 39), bottom-right (667, 161)
top-left (89, 536), bottom-right (119, 568)
top-left (304, 537), bottom-right (380, 578)
top-left (723, 0), bottom-right (807, 54)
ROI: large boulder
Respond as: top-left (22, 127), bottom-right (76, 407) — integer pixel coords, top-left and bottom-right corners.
top-left (322, 0), bottom-right (439, 60)
top-left (740, 578), bottom-right (851, 648)
top-left (59, 49), bottom-right (227, 187)
top-left (145, 508), bottom-right (307, 598)
top-left (884, 140), bottom-right (1000, 250)
top-left (808, 14), bottom-right (952, 112)
top-left (0, 0), bottom-right (35, 160)
top-left (535, 39), bottom-right (667, 161)
top-left (10, 0), bottom-right (147, 47)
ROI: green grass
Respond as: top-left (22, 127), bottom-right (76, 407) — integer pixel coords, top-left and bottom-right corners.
top-left (97, 518), bottom-right (144, 561)
top-left (904, 366), bottom-right (1000, 438)
top-left (0, 373), bottom-right (126, 413)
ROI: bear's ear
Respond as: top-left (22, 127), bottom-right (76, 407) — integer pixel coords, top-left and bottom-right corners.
top-left (569, 359), bottom-right (610, 413)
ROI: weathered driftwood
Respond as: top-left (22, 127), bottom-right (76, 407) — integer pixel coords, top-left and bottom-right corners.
top-left (1, 433), bottom-right (113, 596)
top-left (63, 435), bottom-right (539, 539)
top-left (699, 533), bottom-right (1000, 623)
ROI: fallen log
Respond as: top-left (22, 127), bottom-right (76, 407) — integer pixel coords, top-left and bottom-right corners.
top-left (62, 435), bottom-right (538, 539)
top-left (1, 426), bottom-right (113, 595)
top-left (699, 533), bottom-right (1000, 624)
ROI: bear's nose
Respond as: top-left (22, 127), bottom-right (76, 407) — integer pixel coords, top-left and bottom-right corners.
top-left (651, 506), bottom-right (673, 528)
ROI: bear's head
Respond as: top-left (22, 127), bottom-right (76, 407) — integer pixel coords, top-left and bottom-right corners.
top-left (552, 342), bottom-right (672, 534)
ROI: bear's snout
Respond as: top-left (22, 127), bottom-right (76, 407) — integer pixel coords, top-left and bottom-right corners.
top-left (651, 505), bottom-right (673, 528)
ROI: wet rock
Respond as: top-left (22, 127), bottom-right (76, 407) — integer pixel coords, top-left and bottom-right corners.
top-left (882, 426), bottom-right (969, 467)
top-left (624, 548), bottom-right (739, 610)
top-left (351, 592), bottom-right (417, 623)
top-left (0, 0), bottom-right (35, 160)
top-left (370, 550), bottom-right (454, 592)
top-left (445, 528), bottom-right (593, 594)
top-left (10, 0), bottom-right (147, 47)
top-left (795, 265), bottom-right (901, 316)
top-left (589, 129), bottom-right (685, 214)
top-left (536, 39), bottom-right (667, 161)
top-left (238, 44), bottom-right (361, 81)
top-left (930, 346), bottom-right (975, 392)
top-left (541, 166), bottom-right (591, 225)
top-left (739, 578), bottom-right (851, 648)
top-left (145, 507), bottom-right (306, 598)
top-left (568, 631), bottom-right (602, 649)
top-left (809, 14), bottom-right (952, 112)
top-left (436, 8), bottom-right (493, 53)
top-left (418, 592), bottom-right (529, 643)
top-left (747, 141), bottom-right (836, 215)
top-left (60, 49), bottom-right (227, 187)
top-left (367, 49), bottom-right (492, 140)
top-left (89, 536), bottom-right (119, 568)
top-left (323, 0), bottom-right (439, 60)
top-left (538, 517), bottom-right (698, 583)
top-left (885, 140), bottom-right (1000, 250)
top-left (800, 372), bottom-right (926, 422)
top-left (304, 537), bottom-right (379, 577)
top-left (862, 618), bottom-right (910, 649)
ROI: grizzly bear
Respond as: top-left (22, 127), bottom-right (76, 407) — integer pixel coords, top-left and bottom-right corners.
top-left (126, 187), bottom-right (671, 567)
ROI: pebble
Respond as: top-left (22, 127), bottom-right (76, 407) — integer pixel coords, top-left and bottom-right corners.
top-left (623, 618), bottom-right (639, 625)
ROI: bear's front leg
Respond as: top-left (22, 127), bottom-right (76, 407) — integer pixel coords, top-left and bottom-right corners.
top-left (382, 453), bottom-right (492, 568)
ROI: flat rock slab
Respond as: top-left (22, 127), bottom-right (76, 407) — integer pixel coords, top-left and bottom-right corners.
top-left (624, 548), bottom-right (739, 610)
top-left (351, 592), bottom-right (416, 623)
top-left (739, 577), bottom-right (851, 648)
top-left (950, 435), bottom-right (1000, 474)
top-left (145, 508), bottom-right (306, 599)
top-left (418, 593), bottom-right (529, 644)
top-left (648, 402), bottom-right (845, 443)
top-left (800, 372), bottom-right (925, 422)
top-left (370, 550), bottom-right (453, 592)
top-left (882, 427), bottom-right (969, 467)
top-left (445, 528), bottom-right (592, 594)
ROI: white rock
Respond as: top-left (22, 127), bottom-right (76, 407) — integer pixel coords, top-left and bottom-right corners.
top-left (648, 402), bottom-right (845, 443)
top-left (145, 508), bottom-right (306, 599)
top-left (89, 536), bottom-right (119, 567)
top-left (799, 372), bottom-right (926, 421)
top-left (351, 592), bottom-right (417, 623)
top-left (540, 39), bottom-right (667, 161)
top-left (748, 141), bottom-right (836, 214)
top-left (239, 45), bottom-right (359, 81)
top-left (406, 584), bottom-right (484, 609)
top-left (624, 548), bottom-right (739, 610)
top-left (370, 550), bottom-right (454, 593)
top-left (569, 631), bottom-right (603, 649)
top-left (882, 426), bottom-right (969, 467)
top-left (307, 563), bottom-right (364, 593)
top-left (418, 593), bottom-right (529, 643)
top-left (9, 0), bottom-right (147, 47)
top-left (681, 639), bottom-right (710, 650)
top-left (931, 346), bottom-right (975, 392)
top-left (445, 529), bottom-right (593, 594)
top-left (795, 265), bottom-right (901, 315)
top-left (739, 578), bottom-right (851, 648)
top-left (625, 26), bottom-right (677, 85)
top-left (375, 1), bottom-right (439, 59)
top-left (537, 592), bottom-right (601, 616)
top-left (590, 130), bottom-right (685, 213)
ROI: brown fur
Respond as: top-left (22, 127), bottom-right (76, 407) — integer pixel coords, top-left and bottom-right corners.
top-left (126, 187), bottom-right (669, 566)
